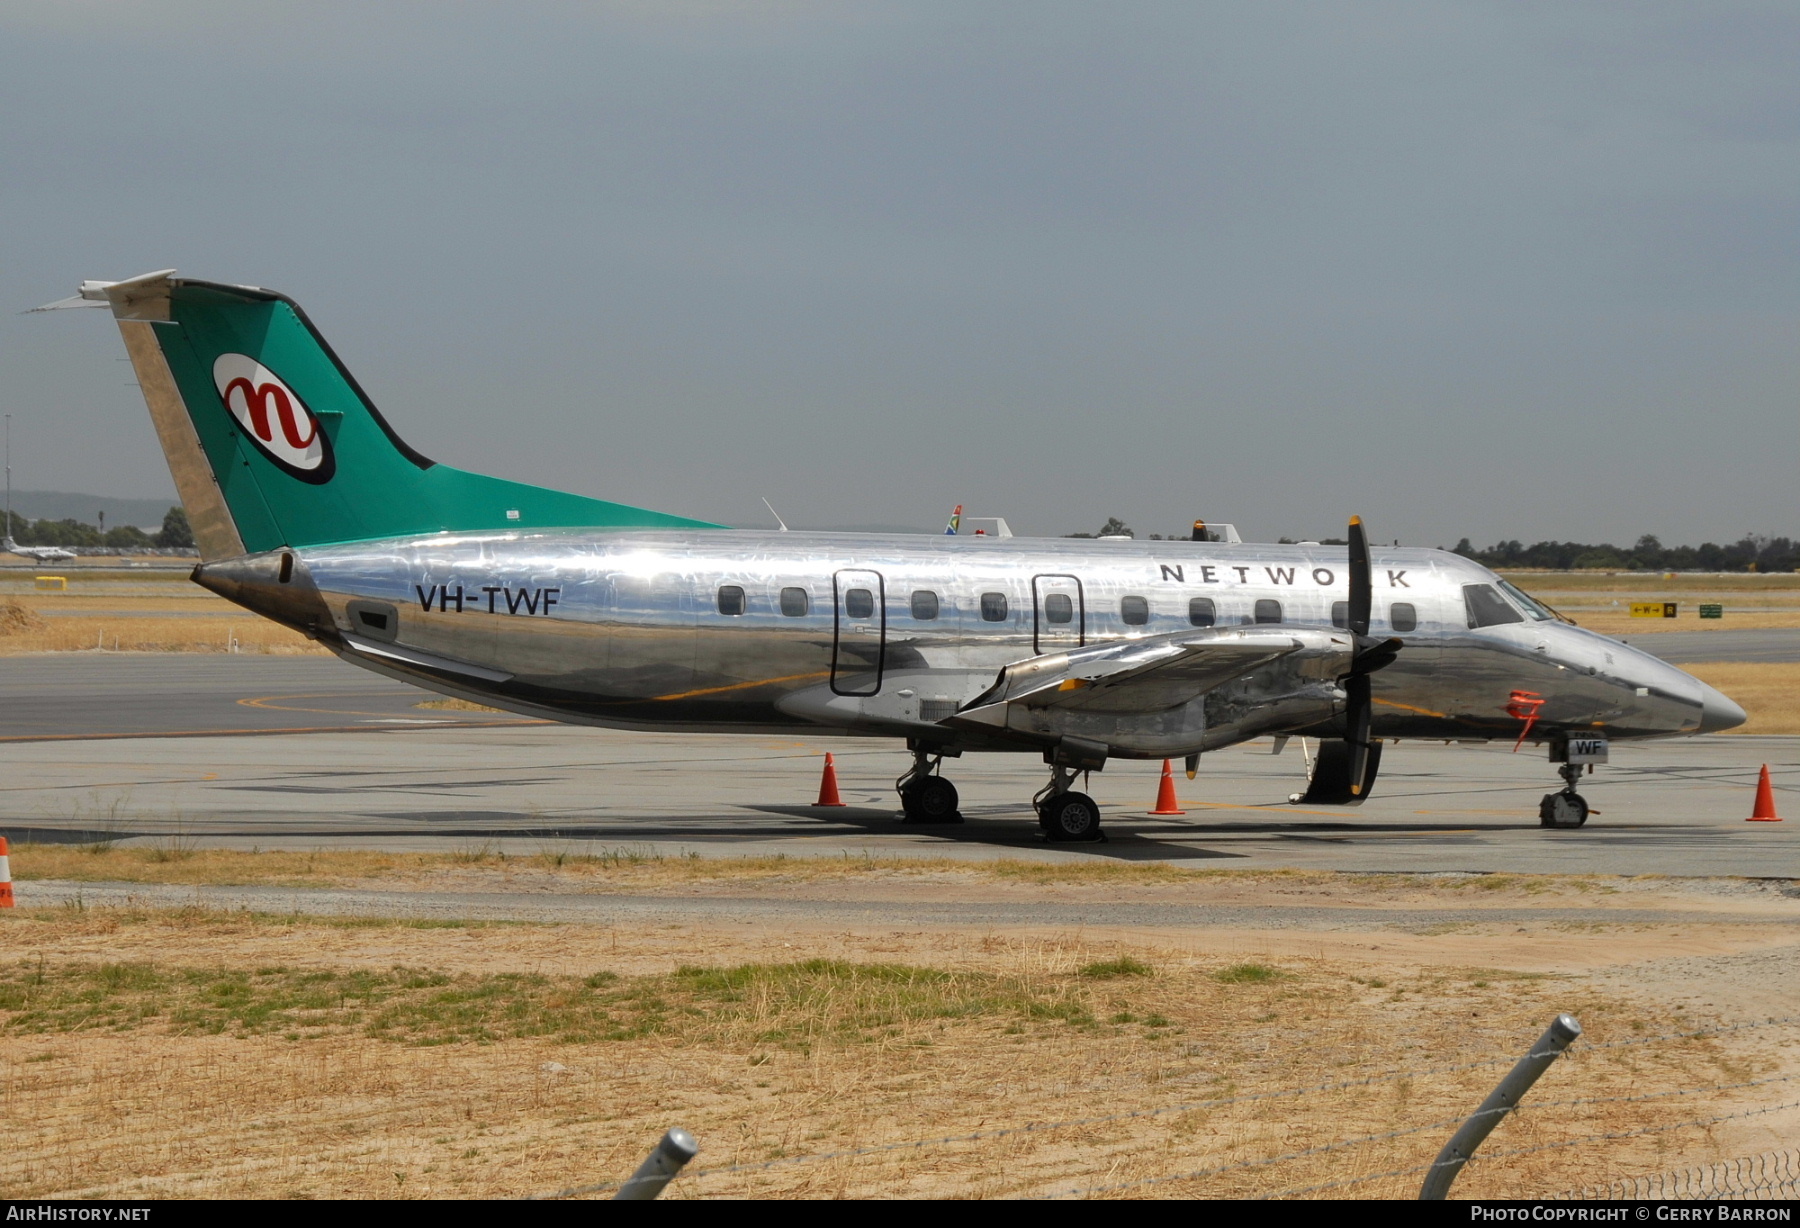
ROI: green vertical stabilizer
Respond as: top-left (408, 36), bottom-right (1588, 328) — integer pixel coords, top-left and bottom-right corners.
top-left (135, 279), bottom-right (719, 554)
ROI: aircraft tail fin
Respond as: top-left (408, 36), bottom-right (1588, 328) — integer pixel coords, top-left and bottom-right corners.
top-left (67, 272), bottom-right (719, 560)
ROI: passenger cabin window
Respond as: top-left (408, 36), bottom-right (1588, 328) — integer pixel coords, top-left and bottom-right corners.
top-left (1044, 593), bottom-right (1074, 624)
top-left (1254, 599), bottom-right (1283, 624)
top-left (910, 590), bottom-right (940, 620)
top-left (1463, 584), bottom-right (1523, 628)
top-left (717, 585), bottom-right (746, 616)
top-left (779, 587), bottom-right (809, 617)
top-left (1331, 601), bottom-right (1349, 629)
top-left (1391, 602), bottom-right (1418, 633)
top-left (1188, 597), bottom-right (1216, 627)
top-left (1120, 595), bottom-right (1149, 626)
top-left (980, 592), bottom-right (1008, 622)
top-left (844, 588), bottom-right (875, 620)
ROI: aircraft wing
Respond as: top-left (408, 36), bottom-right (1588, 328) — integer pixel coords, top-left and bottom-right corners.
top-left (955, 625), bottom-right (1343, 721)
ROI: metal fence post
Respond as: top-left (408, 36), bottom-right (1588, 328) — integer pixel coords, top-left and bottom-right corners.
top-left (1419, 1013), bottom-right (1581, 1200)
top-left (613, 1128), bottom-right (699, 1200)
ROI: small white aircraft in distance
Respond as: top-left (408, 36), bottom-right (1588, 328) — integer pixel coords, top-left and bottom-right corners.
top-left (1, 535), bottom-right (77, 563)
top-left (2, 415), bottom-right (77, 563)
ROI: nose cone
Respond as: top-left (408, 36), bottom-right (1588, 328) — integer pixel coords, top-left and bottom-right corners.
top-left (1695, 681), bottom-right (1748, 733)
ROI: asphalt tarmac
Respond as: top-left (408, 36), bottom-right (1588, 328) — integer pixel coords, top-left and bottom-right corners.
top-left (1632, 628), bottom-right (1800, 663)
top-left (0, 654), bottom-right (1792, 876)
top-left (0, 654), bottom-right (544, 741)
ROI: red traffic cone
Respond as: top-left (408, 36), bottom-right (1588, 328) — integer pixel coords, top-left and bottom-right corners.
top-left (0, 837), bottom-right (13, 908)
top-left (1749, 764), bottom-right (1781, 821)
top-left (1149, 759), bottom-right (1185, 815)
top-left (812, 753), bottom-right (847, 808)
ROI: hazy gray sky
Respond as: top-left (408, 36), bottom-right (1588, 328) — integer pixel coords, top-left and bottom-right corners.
top-left (3, 1), bottom-right (1794, 544)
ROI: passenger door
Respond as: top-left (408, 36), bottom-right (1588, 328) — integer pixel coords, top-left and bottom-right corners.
top-left (831, 569), bottom-right (886, 696)
top-left (1032, 574), bottom-right (1085, 654)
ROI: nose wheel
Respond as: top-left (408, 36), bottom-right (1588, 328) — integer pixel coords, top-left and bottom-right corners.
top-left (1540, 761), bottom-right (1590, 828)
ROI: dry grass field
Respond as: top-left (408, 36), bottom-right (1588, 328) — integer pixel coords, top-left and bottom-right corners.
top-left (1, 854), bottom-right (1795, 1199)
top-left (1500, 571), bottom-right (1800, 637)
top-left (0, 843), bottom-right (1747, 895)
top-left (1680, 663), bottom-right (1800, 735)
top-left (0, 905), bottom-right (1784, 1201)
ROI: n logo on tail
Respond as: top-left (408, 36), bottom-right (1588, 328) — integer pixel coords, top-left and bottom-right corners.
top-left (213, 354), bottom-right (334, 484)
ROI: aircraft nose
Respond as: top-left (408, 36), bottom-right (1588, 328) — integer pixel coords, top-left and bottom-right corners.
top-left (1694, 681), bottom-right (1748, 734)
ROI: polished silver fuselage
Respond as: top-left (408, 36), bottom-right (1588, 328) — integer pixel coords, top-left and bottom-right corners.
top-left (212, 528), bottom-right (1737, 758)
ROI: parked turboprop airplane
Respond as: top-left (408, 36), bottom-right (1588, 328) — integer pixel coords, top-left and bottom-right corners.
top-left (1, 536), bottom-right (76, 564)
top-left (37, 272), bottom-right (1746, 839)
top-left (2, 416), bottom-right (78, 563)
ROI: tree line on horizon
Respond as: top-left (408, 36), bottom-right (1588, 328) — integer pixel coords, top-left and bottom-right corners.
top-left (3, 506), bottom-right (194, 550)
top-left (11, 506), bottom-right (1795, 571)
top-left (1450, 534), bottom-right (1797, 573)
top-left (1068, 519), bottom-right (1797, 572)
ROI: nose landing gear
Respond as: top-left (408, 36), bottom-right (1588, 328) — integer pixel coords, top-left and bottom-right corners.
top-left (1540, 738), bottom-right (1605, 829)
top-left (1539, 761), bottom-right (1589, 828)
top-left (897, 744), bottom-right (962, 824)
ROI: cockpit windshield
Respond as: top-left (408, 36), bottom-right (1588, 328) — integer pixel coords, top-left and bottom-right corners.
top-left (1497, 579), bottom-right (1556, 622)
top-left (1463, 583), bottom-right (1524, 628)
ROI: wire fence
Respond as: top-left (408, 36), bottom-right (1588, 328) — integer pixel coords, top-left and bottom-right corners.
top-left (1558, 1148), bottom-right (1800, 1201)
top-left (533, 1013), bottom-right (1800, 1201)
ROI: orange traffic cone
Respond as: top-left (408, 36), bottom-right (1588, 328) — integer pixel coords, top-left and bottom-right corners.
top-left (1749, 764), bottom-right (1781, 821)
top-left (812, 753), bottom-right (847, 808)
top-left (1149, 759), bottom-right (1185, 815)
top-left (0, 837), bottom-right (12, 908)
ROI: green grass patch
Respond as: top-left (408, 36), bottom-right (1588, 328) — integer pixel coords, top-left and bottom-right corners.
top-left (1213, 963), bottom-right (1285, 985)
top-left (0, 957), bottom-right (1106, 1049)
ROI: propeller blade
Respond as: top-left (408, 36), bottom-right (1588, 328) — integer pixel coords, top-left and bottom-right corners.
top-left (1347, 515), bottom-right (1371, 637)
top-left (1344, 672), bottom-right (1372, 796)
top-left (1353, 635), bottom-right (1404, 675)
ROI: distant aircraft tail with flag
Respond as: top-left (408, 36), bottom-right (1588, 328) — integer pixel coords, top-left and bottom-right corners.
top-left (944, 504), bottom-right (962, 536)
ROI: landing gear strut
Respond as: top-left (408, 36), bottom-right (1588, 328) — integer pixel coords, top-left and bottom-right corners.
top-left (897, 743), bottom-right (961, 824)
top-left (1034, 763), bottom-right (1104, 842)
top-left (1539, 761), bottom-right (1589, 829)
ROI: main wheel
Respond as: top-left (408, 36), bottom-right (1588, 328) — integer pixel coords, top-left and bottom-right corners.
top-left (901, 776), bottom-right (961, 823)
top-left (1040, 791), bottom-right (1102, 842)
top-left (1538, 792), bottom-right (1588, 828)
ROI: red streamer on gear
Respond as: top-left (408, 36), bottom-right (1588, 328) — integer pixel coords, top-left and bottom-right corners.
top-left (1506, 690), bottom-right (1546, 752)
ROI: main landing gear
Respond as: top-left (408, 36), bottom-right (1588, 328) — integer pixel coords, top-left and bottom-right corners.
top-left (1034, 763), bottom-right (1104, 842)
top-left (1539, 761), bottom-right (1590, 829)
top-left (897, 744), bottom-right (962, 824)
